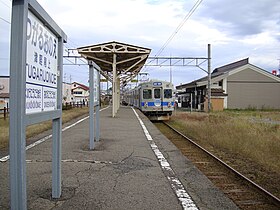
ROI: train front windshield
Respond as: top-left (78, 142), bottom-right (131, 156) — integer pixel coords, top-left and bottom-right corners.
top-left (154, 89), bottom-right (161, 99)
top-left (164, 89), bottom-right (172, 98)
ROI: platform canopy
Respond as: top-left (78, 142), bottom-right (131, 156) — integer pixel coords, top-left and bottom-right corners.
top-left (77, 41), bottom-right (151, 86)
top-left (77, 41), bottom-right (151, 117)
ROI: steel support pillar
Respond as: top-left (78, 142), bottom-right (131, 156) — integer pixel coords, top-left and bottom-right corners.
top-left (9, 1), bottom-right (28, 209)
top-left (112, 53), bottom-right (117, 117)
top-left (95, 70), bottom-right (100, 141)
top-left (207, 44), bottom-right (211, 113)
top-left (52, 37), bottom-right (64, 198)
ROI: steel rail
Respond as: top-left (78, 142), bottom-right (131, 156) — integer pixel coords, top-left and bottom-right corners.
top-left (163, 122), bottom-right (280, 206)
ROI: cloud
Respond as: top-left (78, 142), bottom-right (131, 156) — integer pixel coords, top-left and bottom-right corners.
top-left (197, 0), bottom-right (280, 37)
top-left (1, 0), bottom-right (279, 86)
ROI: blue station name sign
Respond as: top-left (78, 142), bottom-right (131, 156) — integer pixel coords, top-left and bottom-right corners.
top-left (26, 10), bottom-right (58, 114)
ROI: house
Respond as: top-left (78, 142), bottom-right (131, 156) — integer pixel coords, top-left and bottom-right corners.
top-left (71, 82), bottom-right (89, 103)
top-left (0, 76), bottom-right (10, 109)
top-left (0, 76), bottom-right (9, 94)
top-left (176, 58), bottom-right (280, 110)
top-left (62, 82), bottom-right (73, 104)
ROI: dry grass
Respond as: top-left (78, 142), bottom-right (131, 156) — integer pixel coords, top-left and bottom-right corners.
top-left (170, 110), bottom-right (280, 175)
top-left (0, 107), bottom-right (89, 150)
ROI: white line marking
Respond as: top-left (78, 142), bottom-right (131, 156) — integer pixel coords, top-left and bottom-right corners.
top-left (132, 107), bottom-right (198, 210)
top-left (0, 106), bottom-right (109, 162)
top-left (25, 159), bottom-right (113, 164)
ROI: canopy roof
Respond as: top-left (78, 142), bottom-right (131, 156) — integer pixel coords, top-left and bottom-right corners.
top-left (77, 41), bottom-right (151, 86)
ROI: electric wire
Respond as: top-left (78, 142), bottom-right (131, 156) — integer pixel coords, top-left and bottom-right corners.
top-left (0, 16), bottom-right (11, 24)
top-left (143, 0), bottom-right (203, 75)
top-left (0, 0), bottom-right (11, 8)
top-left (154, 0), bottom-right (203, 58)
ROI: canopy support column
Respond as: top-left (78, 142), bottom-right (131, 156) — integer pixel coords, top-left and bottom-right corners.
top-left (112, 53), bottom-right (117, 117)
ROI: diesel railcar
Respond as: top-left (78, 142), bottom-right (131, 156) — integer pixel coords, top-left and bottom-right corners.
top-left (124, 80), bottom-right (175, 120)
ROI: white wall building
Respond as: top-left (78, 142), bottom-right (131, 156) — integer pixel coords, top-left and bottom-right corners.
top-left (0, 76), bottom-right (9, 94)
top-left (71, 82), bottom-right (89, 103)
top-left (0, 76), bottom-right (10, 109)
top-left (62, 82), bottom-right (73, 104)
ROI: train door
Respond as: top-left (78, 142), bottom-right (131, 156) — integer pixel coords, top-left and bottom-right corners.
top-left (138, 88), bottom-right (141, 108)
top-left (153, 87), bottom-right (163, 111)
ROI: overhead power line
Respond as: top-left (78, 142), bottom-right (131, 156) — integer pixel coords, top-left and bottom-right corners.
top-left (0, 16), bottom-right (11, 24)
top-left (154, 0), bottom-right (203, 57)
top-left (0, 0), bottom-right (11, 8)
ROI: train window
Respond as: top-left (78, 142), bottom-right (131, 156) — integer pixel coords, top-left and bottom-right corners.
top-left (164, 89), bottom-right (172, 98)
top-left (143, 89), bottom-right (152, 99)
top-left (154, 88), bottom-right (161, 99)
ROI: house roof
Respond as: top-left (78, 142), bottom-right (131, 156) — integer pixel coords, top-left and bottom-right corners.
top-left (212, 58), bottom-right (249, 74)
top-left (72, 82), bottom-right (89, 91)
top-left (0, 93), bottom-right (9, 98)
top-left (211, 88), bottom-right (228, 97)
top-left (72, 87), bottom-right (89, 91)
top-left (176, 58), bottom-right (280, 89)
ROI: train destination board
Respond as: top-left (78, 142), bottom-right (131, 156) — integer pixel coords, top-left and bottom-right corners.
top-left (26, 10), bottom-right (58, 114)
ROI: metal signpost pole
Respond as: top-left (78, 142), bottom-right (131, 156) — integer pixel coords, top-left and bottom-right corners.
top-left (95, 68), bottom-right (100, 142)
top-left (52, 37), bottom-right (64, 198)
top-left (9, 1), bottom-right (28, 209)
top-left (89, 61), bottom-right (95, 149)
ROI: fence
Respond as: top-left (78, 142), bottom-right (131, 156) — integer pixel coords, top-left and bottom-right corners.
top-left (0, 102), bottom-right (89, 120)
top-left (62, 101), bottom-right (89, 110)
top-left (0, 107), bottom-right (9, 120)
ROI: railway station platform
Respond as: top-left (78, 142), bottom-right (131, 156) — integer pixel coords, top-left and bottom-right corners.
top-left (0, 106), bottom-right (239, 210)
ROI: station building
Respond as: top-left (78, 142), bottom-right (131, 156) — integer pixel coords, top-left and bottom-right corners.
top-left (176, 58), bottom-right (280, 111)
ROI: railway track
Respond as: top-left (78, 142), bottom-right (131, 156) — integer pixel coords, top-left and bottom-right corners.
top-left (155, 121), bottom-right (280, 210)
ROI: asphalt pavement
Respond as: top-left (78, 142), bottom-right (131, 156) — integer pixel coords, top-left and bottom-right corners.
top-left (0, 106), bottom-right (239, 210)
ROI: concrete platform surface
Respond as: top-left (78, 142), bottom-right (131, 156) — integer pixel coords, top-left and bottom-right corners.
top-left (0, 106), bottom-right (239, 210)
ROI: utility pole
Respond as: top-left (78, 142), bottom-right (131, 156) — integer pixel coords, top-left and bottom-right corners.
top-left (207, 44), bottom-right (211, 113)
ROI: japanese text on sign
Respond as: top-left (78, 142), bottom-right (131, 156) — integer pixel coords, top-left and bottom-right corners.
top-left (26, 10), bottom-right (58, 114)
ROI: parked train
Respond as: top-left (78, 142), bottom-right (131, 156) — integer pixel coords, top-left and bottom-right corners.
top-left (123, 80), bottom-right (175, 120)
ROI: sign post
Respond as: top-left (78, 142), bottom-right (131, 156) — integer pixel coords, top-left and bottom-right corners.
top-left (9, 0), bottom-right (67, 209)
top-left (88, 60), bottom-right (101, 149)
top-left (95, 68), bottom-right (100, 142)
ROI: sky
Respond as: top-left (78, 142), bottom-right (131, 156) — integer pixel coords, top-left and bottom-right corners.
top-left (1, 0), bottom-right (280, 87)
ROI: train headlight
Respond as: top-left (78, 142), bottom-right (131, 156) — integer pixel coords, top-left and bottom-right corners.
top-left (168, 102), bottom-right (171, 108)
top-left (144, 102), bottom-right (148, 108)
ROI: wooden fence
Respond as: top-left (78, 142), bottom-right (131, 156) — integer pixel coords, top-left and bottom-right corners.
top-left (62, 101), bottom-right (89, 110)
top-left (0, 107), bottom-right (9, 120)
top-left (0, 102), bottom-right (89, 120)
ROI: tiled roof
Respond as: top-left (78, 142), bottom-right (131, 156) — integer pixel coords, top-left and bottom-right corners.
top-left (0, 93), bottom-right (9, 98)
top-left (211, 88), bottom-right (228, 97)
top-left (176, 58), bottom-right (249, 89)
top-left (72, 82), bottom-right (89, 91)
top-left (212, 58), bottom-right (249, 74)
